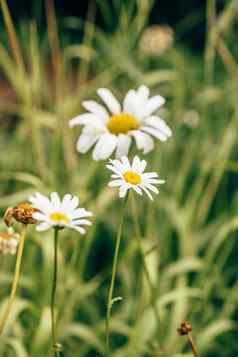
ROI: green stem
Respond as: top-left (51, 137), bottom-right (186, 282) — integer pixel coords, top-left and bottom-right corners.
top-left (130, 194), bottom-right (163, 342)
top-left (0, 0), bottom-right (23, 69)
top-left (204, 0), bottom-right (216, 84)
top-left (105, 196), bottom-right (128, 356)
top-left (0, 224), bottom-right (27, 336)
top-left (51, 228), bottom-right (61, 357)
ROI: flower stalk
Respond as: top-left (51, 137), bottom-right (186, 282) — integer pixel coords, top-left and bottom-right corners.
top-left (51, 228), bottom-right (62, 357)
top-left (0, 224), bottom-right (27, 336)
top-left (105, 196), bottom-right (128, 356)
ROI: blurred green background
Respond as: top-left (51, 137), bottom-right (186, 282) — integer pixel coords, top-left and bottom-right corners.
top-left (0, 0), bottom-right (238, 356)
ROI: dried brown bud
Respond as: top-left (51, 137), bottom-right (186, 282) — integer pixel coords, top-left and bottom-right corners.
top-left (4, 203), bottom-right (37, 226)
top-left (177, 321), bottom-right (192, 336)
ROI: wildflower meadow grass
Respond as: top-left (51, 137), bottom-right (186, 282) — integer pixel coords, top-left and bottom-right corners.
top-left (0, 0), bottom-right (238, 356)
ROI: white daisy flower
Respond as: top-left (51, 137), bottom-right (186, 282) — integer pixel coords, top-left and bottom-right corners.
top-left (0, 228), bottom-right (19, 255)
top-left (28, 192), bottom-right (93, 234)
top-left (107, 156), bottom-right (165, 200)
top-left (69, 85), bottom-right (172, 160)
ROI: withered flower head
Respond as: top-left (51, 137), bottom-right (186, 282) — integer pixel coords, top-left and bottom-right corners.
top-left (0, 228), bottom-right (20, 255)
top-left (4, 203), bottom-right (38, 227)
top-left (140, 25), bottom-right (174, 57)
top-left (177, 321), bottom-right (192, 336)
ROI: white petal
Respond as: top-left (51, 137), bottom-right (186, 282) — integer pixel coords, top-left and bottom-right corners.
top-left (76, 132), bottom-right (101, 154)
top-left (81, 125), bottom-right (105, 135)
top-left (119, 186), bottom-right (129, 198)
top-left (146, 178), bottom-right (165, 184)
top-left (131, 130), bottom-right (154, 154)
top-left (145, 116), bottom-right (172, 137)
top-left (92, 133), bottom-right (118, 161)
top-left (142, 172), bottom-right (158, 179)
top-left (36, 222), bottom-right (52, 231)
top-left (62, 194), bottom-right (72, 210)
top-left (70, 196), bottom-right (79, 210)
top-left (68, 224), bottom-right (86, 234)
top-left (141, 126), bottom-right (168, 142)
top-left (110, 158), bottom-right (129, 172)
top-left (137, 85), bottom-right (149, 101)
top-left (132, 185), bottom-right (143, 195)
top-left (106, 164), bottom-right (122, 176)
top-left (70, 208), bottom-right (93, 219)
top-left (97, 88), bottom-right (121, 114)
top-left (108, 179), bottom-right (124, 187)
top-left (32, 212), bottom-right (47, 221)
top-left (145, 183), bottom-right (159, 194)
top-left (115, 134), bottom-right (132, 158)
top-left (132, 156), bottom-right (147, 173)
top-left (82, 100), bottom-right (109, 121)
top-left (141, 95), bottom-right (165, 117)
top-left (120, 156), bottom-right (131, 171)
top-left (141, 186), bottom-right (153, 200)
top-left (29, 193), bottom-right (52, 214)
top-left (73, 219), bottom-right (92, 226)
top-left (123, 89), bottom-right (137, 115)
top-left (69, 113), bottom-right (105, 128)
top-left (132, 156), bottom-right (141, 172)
top-left (145, 178), bottom-right (161, 184)
top-left (123, 86), bottom-right (150, 120)
top-left (50, 192), bottom-right (61, 209)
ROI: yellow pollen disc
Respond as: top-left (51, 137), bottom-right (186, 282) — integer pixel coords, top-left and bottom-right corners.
top-left (107, 113), bottom-right (139, 135)
top-left (123, 171), bottom-right (141, 185)
top-left (50, 212), bottom-right (69, 224)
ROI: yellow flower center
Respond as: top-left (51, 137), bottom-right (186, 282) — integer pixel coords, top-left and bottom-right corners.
top-left (107, 113), bottom-right (139, 135)
top-left (123, 171), bottom-right (141, 185)
top-left (50, 212), bottom-right (69, 224)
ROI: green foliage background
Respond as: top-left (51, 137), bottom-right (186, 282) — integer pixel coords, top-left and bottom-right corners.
top-left (0, 0), bottom-right (238, 356)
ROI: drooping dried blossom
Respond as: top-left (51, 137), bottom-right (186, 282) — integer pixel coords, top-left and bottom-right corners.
top-left (4, 203), bottom-right (38, 227)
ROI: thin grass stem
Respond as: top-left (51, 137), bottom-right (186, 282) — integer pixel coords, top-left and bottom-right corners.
top-left (204, 0), bottom-right (216, 84)
top-left (130, 193), bottom-right (164, 347)
top-left (45, 0), bottom-right (77, 176)
top-left (0, 0), bottom-right (23, 69)
top-left (0, 224), bottom-right (27, 336)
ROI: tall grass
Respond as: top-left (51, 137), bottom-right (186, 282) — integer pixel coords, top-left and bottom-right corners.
top-left (0, 0), bottom-right (238, 356)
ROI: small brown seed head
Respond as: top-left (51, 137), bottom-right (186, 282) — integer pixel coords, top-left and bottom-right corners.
top-left (177, 321), bottom-right (192, 336)
top-left (4, 203), bottom-right (38, 226)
